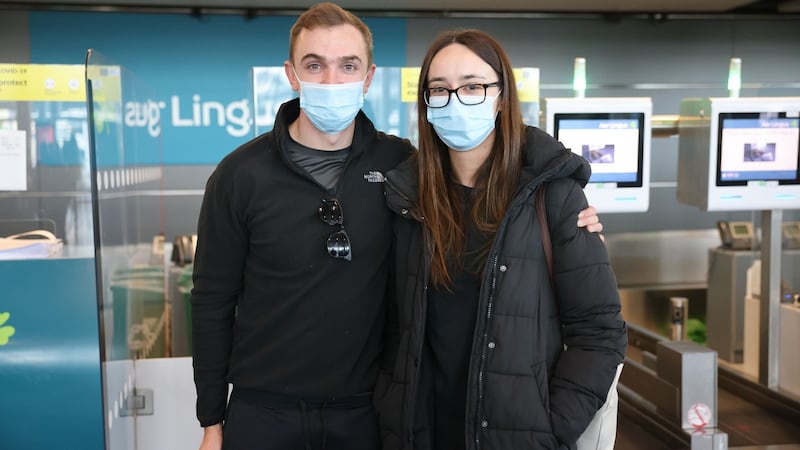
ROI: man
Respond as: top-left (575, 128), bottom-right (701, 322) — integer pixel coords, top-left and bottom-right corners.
top-left (191, 3), bottom-right (603, 450)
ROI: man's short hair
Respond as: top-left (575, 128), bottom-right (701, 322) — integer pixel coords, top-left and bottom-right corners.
top-left (289, 2), bottom-right (374, 66)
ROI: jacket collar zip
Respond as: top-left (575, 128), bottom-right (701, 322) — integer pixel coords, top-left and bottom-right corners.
top-left (472, 252), bottom-right (499, 450)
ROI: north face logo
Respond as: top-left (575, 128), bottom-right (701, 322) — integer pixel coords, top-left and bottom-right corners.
top-left (364, 171), bottom-right (385, 183)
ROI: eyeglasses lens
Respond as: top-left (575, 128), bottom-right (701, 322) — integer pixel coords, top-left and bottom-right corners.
top-left (319, 198), bottom-right (351, 261)
top-left (319, 198), bottom-right (343, 225)
top-left (326, 229), bottom-right (351, 261)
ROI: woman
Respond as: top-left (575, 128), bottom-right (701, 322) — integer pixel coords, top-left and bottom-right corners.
top-left (378, 29), bottom-right (627, 450)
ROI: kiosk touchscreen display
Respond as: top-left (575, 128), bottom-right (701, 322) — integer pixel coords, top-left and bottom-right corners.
top-left (553, 112), bottom-right (645, 187)
top-left (717, 112), bottom-right (800, 186)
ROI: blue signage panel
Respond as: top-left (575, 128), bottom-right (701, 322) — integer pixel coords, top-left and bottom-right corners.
top-left (30, 12), bottom-right (407, 165)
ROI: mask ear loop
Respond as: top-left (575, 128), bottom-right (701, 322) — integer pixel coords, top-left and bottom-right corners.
top-left (291, 65), bottom-right (304, 85)
top-left (358, 67), bottom-right (371, 98)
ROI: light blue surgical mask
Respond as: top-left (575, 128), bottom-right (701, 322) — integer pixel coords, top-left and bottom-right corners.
top-left (426, 94), bottom-right (499, 151)
top-left (295, 69), bottom-right (365, 135)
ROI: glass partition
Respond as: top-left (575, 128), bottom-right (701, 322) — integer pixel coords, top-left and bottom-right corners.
top-left (86, 49), bottom-right (166, 450)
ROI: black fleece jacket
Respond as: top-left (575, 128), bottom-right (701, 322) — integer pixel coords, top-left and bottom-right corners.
top-left (378, 126), bottom-right (627, 450)
top-left (191, 98), bottom-right (413, 426)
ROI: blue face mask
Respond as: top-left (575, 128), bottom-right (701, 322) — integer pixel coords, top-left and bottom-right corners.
top-left (426, 94), bottom-right (499, 151)
top-left (296, 70), bottom-right (365, 135)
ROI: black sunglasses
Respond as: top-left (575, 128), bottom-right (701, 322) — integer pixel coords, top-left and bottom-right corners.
top-left (318, 198), bottom-right (352, 261)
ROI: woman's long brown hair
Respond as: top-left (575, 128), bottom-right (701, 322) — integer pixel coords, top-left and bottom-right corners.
top-left (416, 29), bottom-right (526, 289)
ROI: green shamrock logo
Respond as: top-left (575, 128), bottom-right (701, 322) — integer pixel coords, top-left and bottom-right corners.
top-left (0, 312), bottom-right (16, 346)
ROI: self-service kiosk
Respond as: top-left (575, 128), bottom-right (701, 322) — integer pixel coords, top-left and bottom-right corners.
top-left (678, 98), bottom-right (800, 383)
top-left (677, 97), bottom-right (800, 211)
top-left (544, 97), bottom-right (652, 213)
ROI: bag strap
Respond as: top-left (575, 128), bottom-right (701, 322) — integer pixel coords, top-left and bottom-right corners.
top-left (535, 184), bottom-right (554, 286)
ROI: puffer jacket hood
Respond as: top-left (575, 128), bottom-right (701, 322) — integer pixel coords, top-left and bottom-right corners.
top-left (518, 126), bottom-right (590, 188)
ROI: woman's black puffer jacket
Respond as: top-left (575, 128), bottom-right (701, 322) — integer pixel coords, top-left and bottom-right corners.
top-left (377, 126), bottom-right (627, 450)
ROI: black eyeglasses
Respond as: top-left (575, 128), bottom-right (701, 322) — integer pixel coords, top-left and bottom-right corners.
top-left (319, 198), bottom-right (352, 261)
top-left (423, 82), bottom-right (502, 109)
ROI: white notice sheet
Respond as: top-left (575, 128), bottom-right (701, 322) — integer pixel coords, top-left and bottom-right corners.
top-left (0, 130), bottom-right (27, 191)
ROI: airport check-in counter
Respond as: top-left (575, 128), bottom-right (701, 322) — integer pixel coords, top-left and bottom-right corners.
top-left (707, 248), bottom-right (800, 366)
top-left (604, 230), bottom-right (729, 448)
top-left (606, 229), bottom-right (800, 450)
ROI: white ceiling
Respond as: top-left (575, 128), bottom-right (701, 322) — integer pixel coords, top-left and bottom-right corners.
top-left (1, 0), bottom-right (799, 14)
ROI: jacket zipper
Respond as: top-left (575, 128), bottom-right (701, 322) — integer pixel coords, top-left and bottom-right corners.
top-left (474, 254), bottom-right (499, 450)
top-left (469, 194), bottom-right (542, 449)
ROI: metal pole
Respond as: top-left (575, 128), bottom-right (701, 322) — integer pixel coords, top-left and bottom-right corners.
top-left (670, 297), bottom-right (688, 341)
top-left (759, 209), bottom-right (783, 388)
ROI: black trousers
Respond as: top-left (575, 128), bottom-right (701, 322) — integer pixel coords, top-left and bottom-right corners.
top-left (222, 389), bottom-right (380, 450)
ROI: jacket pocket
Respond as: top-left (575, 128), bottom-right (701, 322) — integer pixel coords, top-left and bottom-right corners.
top-left (530, 360), bottom-right (551, 418)
top-left (482, 362), bottom-right (552, 432)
